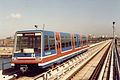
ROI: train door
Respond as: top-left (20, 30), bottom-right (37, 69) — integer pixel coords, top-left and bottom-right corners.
top-left (55, 32), bottom-right (61, 54)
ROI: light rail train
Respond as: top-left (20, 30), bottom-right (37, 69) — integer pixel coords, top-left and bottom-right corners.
top-left (11, 30), bottom-right (92, 72)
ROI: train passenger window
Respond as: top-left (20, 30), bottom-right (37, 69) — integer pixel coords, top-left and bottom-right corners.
top-left (82, 36), bottom-right (87, 46)
top-left (66, 42), bottom-right (68, 47)
top-left (74, 36), bottom-right (77, 47)
top-left (44, 45), bottom-right (49, 51)
top-left (74, 34), bottom-right (81, 48)
top-left (61, 38), bottom-right (65, 48)
top-left (50, 44), bottom-right (55, 50)
top-left (44, 35), bottom-right (49, 51)
top-left (62, 43), bottom-right (65, 47)
top-left (83, 40), bottom-right (86, 45)
top-left (69, 41), bottom-right (71, 46)
top-left (44, 34), bottom-right (55, 51)
top-left (61, 34), bottom-right (72, 50)
top-left (75, 41), bottom-right (77, 46)
top-left (49, 38), bottom-right (55, 50)
top-left (78, 36), bottom-right (80, 47)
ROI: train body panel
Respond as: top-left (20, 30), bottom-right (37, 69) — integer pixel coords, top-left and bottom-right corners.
top-left (11, 30), bottom-right (89, 70)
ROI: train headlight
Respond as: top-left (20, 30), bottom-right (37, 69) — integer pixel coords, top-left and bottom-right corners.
top-left (12, 57), bottom-right (17, 60)
top-left (38, 63), bottom-right (42, 66)
top-left (11, 63), bottom-right (15, 66)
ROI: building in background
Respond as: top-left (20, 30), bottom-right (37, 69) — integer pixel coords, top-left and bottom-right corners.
top-left (0, 37), bottom-right (14, 47)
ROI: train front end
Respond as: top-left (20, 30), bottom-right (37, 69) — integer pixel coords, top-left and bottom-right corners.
top-left (11, 31), bottom-right (42, 72)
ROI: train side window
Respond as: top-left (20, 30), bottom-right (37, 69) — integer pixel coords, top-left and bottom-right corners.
top-left (79, 41), bottom-right (80, 46)
top-left (78, 36), bottom-right (80, 47)
top-left (61, 36), bottom-right (66, 48)
top-left (62, 43), bottom-right (65, 47)
top-left (49, 35), bottom-right (55, 50)
top-left (68, 36), bottom-right (72, 47)
top-left (49, 39), bottom-right (55, 50)
top-left (61, 34), bottom-right (72, 49)
top-left (69, 41), bottom-right (71, 46)
top-left (82, 36), bottom-right (87, 46)
top-left (44, 35), bottom-right (49, 51)
top-left (83, 40), bottom-right (85, 45)
top-left (66, 42), bottom-right (69, 47)
top-left (74, 36), bottom-right (77, 46)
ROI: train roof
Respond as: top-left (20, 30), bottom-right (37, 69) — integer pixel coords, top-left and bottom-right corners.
top-left (16, 29), bottom-right (52, 33)
top-left (16, 29), bottom-right (71, 34)
top-left (16, 29), bottom-right (87, 37)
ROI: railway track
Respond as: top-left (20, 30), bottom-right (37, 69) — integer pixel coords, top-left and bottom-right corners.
top-left (32, 40), bottom-right (111, 80)
top-left (98, 41), bottom-right (112, 80)
top-left (58, 40), bottom-right (111, 80)
top-left (90, 41), bottom-right (112, 80)
top-left (4, 40), bottom-right (110, 80)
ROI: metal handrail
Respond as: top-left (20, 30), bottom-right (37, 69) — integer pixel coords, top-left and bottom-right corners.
top-left (114, 45), bottom-right (120, 79)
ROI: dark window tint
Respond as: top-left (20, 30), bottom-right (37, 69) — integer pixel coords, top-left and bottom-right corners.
top-left (44, 34), bottom-right (55, 51)
top-left (74, 36), bottom-right (77, 47)
top-left (78, 36), bottom-right (80, 47)
top-left (49, 35), bottom-right (55, 50)
top-left (74, 34), bottom-right (80, 48)
top-left (82, 36), bottom-right (87, 46)
top-left (61, 34), bottom-right (71, 48)
top-left (44, 35), bottom-right (49, 51)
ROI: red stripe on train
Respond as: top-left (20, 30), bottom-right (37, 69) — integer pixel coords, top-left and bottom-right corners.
top-left (41, 45), bottom-right (89, 63)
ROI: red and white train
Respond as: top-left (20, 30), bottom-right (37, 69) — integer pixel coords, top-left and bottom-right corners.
top-left (11, 30), bottom-right (92, 72)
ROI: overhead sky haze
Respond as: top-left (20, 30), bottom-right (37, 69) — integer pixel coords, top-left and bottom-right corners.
top-left (0, 0), bottom-right (120, 38)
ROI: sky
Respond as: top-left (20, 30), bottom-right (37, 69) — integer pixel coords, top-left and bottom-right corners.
top-left (0, 0), bottom-right (120, 38)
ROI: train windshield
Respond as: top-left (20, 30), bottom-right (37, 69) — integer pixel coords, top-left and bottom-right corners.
top-left (14, 33), bottom-right (41, 54)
